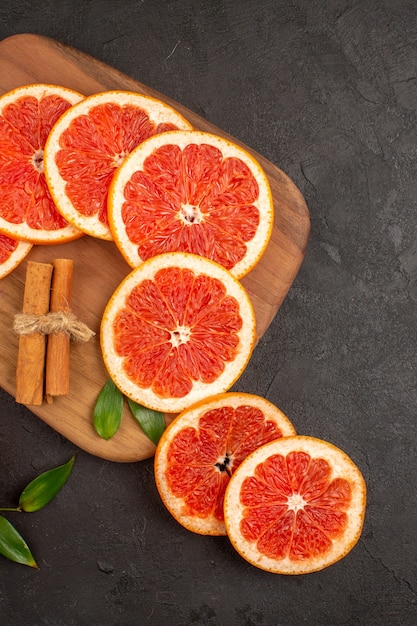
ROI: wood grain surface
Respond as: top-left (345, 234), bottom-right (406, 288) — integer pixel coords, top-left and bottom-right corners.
top-left (0, 34), bottom-right (309, 462)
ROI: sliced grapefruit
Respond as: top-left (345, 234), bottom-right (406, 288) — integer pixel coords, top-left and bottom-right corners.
top-left (108, 130), bottom-right (274, 278)
top-left (154, 392), bottom-right (296, 535)
top-left (44, 91), bottom-right (193, 240)
top-left (0, 83), bottom-right (84, 244)
top-left (0, 232), bottom-right (32, 279)
top-left (100, 252), bottom-right (256, 414)
top-left (224, 436), bottom-right (367, 574)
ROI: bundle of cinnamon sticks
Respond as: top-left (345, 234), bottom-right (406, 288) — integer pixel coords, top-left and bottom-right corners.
top-left (15, 259), bottom-right (74, 406)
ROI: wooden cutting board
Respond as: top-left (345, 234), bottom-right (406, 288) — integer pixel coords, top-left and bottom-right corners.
top-left (0, 34), bottom-right (310, 462)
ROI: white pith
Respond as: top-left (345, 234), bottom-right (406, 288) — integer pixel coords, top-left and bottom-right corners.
top-left (31, 148), bottom-right (44, 173)
top-left (169, 325), bottom-right (191, 347)
top-left (286, 492), bottom-right (307, 513)
top-left (179, 203), bottom-right (204, 225)
top-left (111, 150), bottom-right (128, 168)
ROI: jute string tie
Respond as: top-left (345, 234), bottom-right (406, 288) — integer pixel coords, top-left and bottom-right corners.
top-left (13, 311), bottom-right (95, 342)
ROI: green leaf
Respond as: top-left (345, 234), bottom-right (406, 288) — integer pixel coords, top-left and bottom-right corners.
top-left (0, 515), bottom-right (38, 568)
top-left (19, 455), bottom-right (75, 513)
top-left (93, 379), bottom-right (124, 440)
top-left (127, 398), bottom-right (165, 445)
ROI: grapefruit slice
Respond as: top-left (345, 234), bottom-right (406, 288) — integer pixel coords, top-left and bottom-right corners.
top-left (108, 130), bottom-right (274, 278)
top-left (224, 436), bottom-right (367, 574)
top-left (0, 84), bottom-right (84, 244)
top-left (0, 232), bottom-right (32, 279)
top-left (154, 392), bottom-right (296, 535)
top-left (44, 91), bottom-right (193, 241)
top-left (100, 252), bottom-right (256, 414)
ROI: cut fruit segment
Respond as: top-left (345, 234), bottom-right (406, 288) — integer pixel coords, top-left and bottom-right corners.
top-left (108, 130), bottom-right (274, 279)
top-left (224, 436), bottom-right (367, 574)
top-left (0, 232), bottom-right (32, 279)
top-left (154, 392), bottom-right (296, 535)
top-left (44, 91), bottom-right (193, 241)
top-left (0, 83), bottom-right (85, 243)
top-left (100, 252), bottom-right (256, 414)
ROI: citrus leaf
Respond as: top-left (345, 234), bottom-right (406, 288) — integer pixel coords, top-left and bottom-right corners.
top-left (127, 398), bottom-right (165, 445)
top-left (19, 454), bottom-right (75, 513)
top-left (93, 379), bottom-right (124, 440)
top-left (0, 515), bottom-right (38, 568)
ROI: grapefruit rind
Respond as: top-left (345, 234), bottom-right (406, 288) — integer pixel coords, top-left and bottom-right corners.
top-left (224, 436), bottom-right (367, 575)
top-left (154, 392), bottom-right (296, 536)
top-left (44, 91), bottom-right (193, 241)
top-left (0, 235), bottom-right (32, 279)
top-left (0, 83), bottom-right (85, 244)
top-left (100, 253), bottom-right (257, 414)
top-left (108, 130), bottom-right (274, 279)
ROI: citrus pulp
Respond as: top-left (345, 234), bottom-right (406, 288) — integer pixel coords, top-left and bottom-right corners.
top-left (108, 130), bottom-right (274, 278)
top-left (44, 90), bottom-right (193, 240)
top-left (0, 83), bottom-right (84, 243)
top-left (100, 252), bottom-right (256, 413)
top-left (154, 392), bottom-right (296, 535)
top-left (224, 435), bottom-right (367, 574)
top-left (0, 232), bottom-right (32, 279)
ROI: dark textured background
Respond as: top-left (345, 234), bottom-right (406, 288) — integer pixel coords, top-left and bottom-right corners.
top-left (1, 1), bottom-right (417, 624)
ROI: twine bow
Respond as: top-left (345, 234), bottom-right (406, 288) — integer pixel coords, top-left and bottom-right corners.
top-left (13, 311), bottom-right (95, 342)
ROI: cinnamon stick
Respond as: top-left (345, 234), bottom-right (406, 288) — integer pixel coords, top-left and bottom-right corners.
top-left (15, 261), bottom-right (53, 405)
top-left (45, 258), bottom-right (74, 399)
